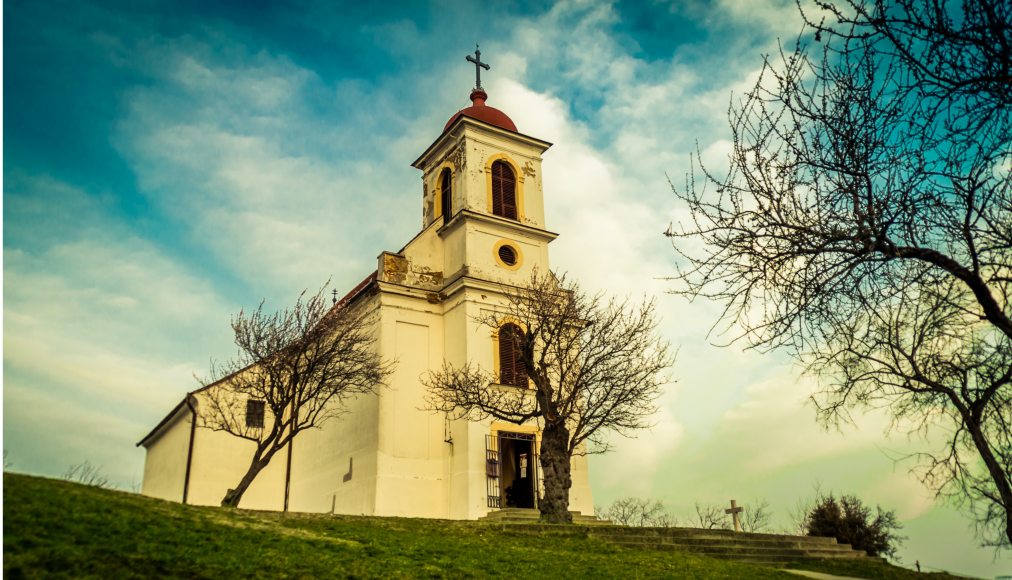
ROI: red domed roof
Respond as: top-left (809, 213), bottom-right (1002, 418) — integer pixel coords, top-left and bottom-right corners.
top-left (443, 89), bottom-right (517, 133)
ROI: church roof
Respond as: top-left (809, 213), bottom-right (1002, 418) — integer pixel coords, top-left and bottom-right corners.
top-left (443, 88), bottom-right (517, 134)
top-left (136, 271), bottom-right (379, 448)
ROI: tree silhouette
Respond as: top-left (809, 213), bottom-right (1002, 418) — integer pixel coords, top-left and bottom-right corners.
top-left (201, 284), bottom-right (392, 508)
top-left (426, 270), bottom-right (672, 523)
top-left (669, 0), bottom-right (1011, 546)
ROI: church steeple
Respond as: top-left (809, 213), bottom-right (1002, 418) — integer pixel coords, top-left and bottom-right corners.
top-left (412, 49), bottom-right (553, 255)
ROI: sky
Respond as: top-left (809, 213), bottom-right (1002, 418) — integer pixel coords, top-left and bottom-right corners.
top-left (3, 0), bottom-right (1010, 576)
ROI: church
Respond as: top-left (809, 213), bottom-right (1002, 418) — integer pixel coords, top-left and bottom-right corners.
top-left (138, 51), bottom-right (595, 519)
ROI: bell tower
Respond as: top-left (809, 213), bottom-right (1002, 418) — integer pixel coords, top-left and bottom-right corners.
top-left (410, 48), bottom-right (555, 287)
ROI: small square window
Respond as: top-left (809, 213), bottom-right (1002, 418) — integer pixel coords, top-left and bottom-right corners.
top-left (246, 399), bottom-right (265, 429)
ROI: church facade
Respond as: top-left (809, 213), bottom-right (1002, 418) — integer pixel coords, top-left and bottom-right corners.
top-left (138, 70), bottom-right (595, 519)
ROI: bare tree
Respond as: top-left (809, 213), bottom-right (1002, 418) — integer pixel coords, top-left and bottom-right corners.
top-left (789, 486), bottom-right (823, 536)
top-left (668, 0), bottom-right (1011, 546)
top-left (693, 502), bottom-right (730, 530)
top-left (63, 461), bottom-right (110, 488)
top-left (425, 270), bottom-right (673, 523)
top-left (741, 499), bottom-right (773, 533)
top-left (201, 284), bottom-right (393, 508)
top-left (600, 497), bottom-right (675, 527)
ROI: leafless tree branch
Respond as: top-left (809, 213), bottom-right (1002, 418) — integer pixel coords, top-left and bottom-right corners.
top-left (199, 282), bottom-right (394, 508)
top-left (425, 269), bottom-right (673, 523)
top-left (669, 0), bottom-right (1011, 547)
top-left (599, 496), bottom-right (676, 527)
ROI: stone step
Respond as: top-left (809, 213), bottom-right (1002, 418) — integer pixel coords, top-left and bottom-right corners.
top-left (517, 526), bottom-right (849, 548)
top-left (604, 541), bottom-right (867, 559)
top-left (483, 521), bottom-right (874, 566)
top-left (501, 523), bottom-right (839, 542)
top-left (589, 527), bottom-right (841, 543)
top-left (595, 535), bottom-right (859, 552)
top-left (479, 509), bottom-right (610, 525)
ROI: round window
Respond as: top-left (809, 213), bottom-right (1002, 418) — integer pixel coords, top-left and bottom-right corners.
top-left (498, 244), bottom-right (518, 266)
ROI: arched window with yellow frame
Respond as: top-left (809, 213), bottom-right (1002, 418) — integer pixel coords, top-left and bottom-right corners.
top-left (439, 167), bottom-right (452, 222)
top-left (491, 160), bottom-right (518, 220)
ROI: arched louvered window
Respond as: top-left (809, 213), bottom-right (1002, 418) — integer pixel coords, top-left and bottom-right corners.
top-left (440, 168), bottom-right (452, 222)
top-left (491, 160), bottom-right (517, 220)
top-left (498, 323), bottom-right (528, 387)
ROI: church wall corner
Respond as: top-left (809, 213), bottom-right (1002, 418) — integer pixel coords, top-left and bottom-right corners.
top-left (140, 409), bottom-right (190, 502)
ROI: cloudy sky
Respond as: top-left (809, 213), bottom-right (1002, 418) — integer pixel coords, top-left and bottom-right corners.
top-left (4, 0), bottom-right (1009, 576)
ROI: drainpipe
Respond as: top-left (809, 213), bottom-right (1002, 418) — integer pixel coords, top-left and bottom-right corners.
top-left (283, 396), bottom-right (295, 512)
top-left (182, 393), bottom-right (197, 504)
top-left (284, 435), bottom-right (293, 512)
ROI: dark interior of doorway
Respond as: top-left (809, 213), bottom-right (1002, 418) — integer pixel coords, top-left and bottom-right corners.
top-left (500, 435), bottom-right (534, 509)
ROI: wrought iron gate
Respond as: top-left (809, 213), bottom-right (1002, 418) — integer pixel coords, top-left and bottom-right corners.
top-left (485, 434), bottom-right (501, 508)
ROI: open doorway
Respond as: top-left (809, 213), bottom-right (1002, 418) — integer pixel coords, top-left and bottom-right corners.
top-left (499, 433), bottom-right (536, 509)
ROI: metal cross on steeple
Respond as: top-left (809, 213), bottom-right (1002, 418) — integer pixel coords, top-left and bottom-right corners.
top-left (466, 44), bottom-right (490, 89)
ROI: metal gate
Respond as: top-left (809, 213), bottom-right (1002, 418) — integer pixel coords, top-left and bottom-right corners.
top-left (485, 432), bottom-right (539, 509)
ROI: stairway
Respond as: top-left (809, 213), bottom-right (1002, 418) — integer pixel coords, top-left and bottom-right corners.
top-left (587, 526), bottom-right (876, 566)
top-left (479, 508), bottom-right (611, 525)
top-left (482, 518), bottom-right (878, 567)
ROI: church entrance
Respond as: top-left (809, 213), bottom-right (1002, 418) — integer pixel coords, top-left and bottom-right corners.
top-left (485, 431), bottom-right (538, 509)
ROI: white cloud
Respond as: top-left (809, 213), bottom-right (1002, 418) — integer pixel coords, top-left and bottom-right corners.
top-left (3, 175), bottom-right (235, 486)
top-left (114, 41), bottom-right (422, 299)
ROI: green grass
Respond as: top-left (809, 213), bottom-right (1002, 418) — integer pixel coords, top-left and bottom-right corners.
top-left (2, 473), bottom-right (957, 579)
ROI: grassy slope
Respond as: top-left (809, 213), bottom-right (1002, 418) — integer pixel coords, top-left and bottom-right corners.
top-left (3, 474), bottom-right (957, 579)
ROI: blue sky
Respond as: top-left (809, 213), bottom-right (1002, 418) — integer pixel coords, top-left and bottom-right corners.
top-left (4, 0), bottom-right (1010, 576)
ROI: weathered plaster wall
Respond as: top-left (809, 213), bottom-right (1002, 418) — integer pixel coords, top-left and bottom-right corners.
top-left (183, 392), bottom-right (287, 510)
top-left (140, 409), bottom-right (190, 502)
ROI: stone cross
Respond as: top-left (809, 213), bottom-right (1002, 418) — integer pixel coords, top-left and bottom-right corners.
top-left (725, 499), bottom-right (743, 532)
top-left (466, 45), bottom-right (490, 89)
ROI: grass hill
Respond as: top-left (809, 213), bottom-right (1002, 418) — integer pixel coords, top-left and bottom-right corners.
top-left (3, 473), bottom-right (956, 578)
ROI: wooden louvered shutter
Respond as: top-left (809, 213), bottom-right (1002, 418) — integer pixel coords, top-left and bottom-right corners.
top-left (491, 161), bottom-right (517, 220)
top-left (499, 324), bottom-right (527, 387)
top-left (499, 325), bottom-right (514, 386)
top-left (513, 332), bottom-right (527, 387)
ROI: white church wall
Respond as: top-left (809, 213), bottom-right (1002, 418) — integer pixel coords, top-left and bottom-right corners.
top-left (373, 292), bottom-right (452, 518)
top-left (184, 392), bottom-right (287, 510)
top-left (440, 291), bottom-right (478, 519)
top-left (462, 292), bottom-right (504, 519)
top-left (288, 296), bottom-right (384, 515)
top-left (568, 450), bottom-right (595, 515)
top-left (466, 221), bottom-right (548, 285)
top-left (288, 388), bottom-right (381, 515)
top-left (440, 220), bottom-right (467, 280)
top-left (466, 419), bottom-right (496, 518)
top-left (459, 125), bottom-right (547, 229)
top-left (140, 408), bottom-right (190, 502)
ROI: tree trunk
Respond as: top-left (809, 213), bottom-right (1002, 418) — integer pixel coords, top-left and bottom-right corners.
top-left (964, 413), bottom-right (1012, 545)
top-left (538, 421), bottom-right (572, 524)
top-left (221, 452), bottom-right (272, 508)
